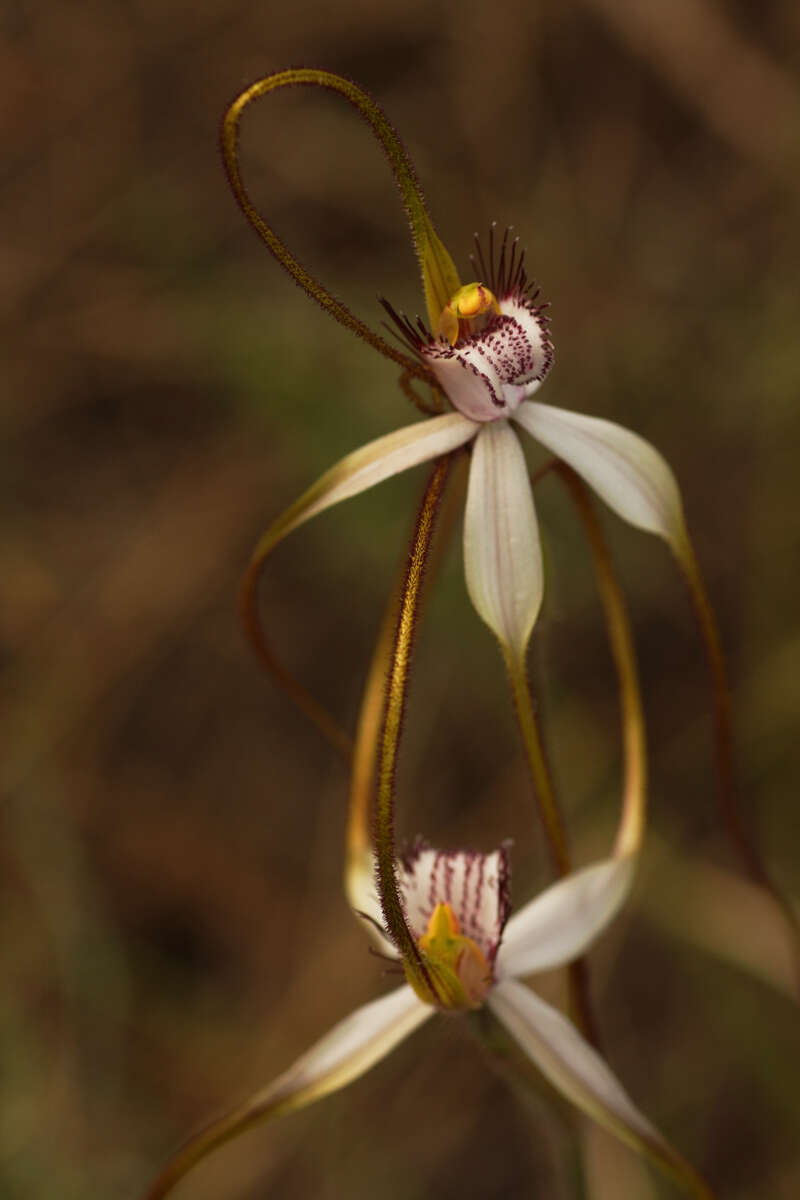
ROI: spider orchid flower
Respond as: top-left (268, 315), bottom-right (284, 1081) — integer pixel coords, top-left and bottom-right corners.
top-left (222, 70), bottom-right (690, 664)
top-left (240, 219), bottom-right (689, 664)
top-left (380, 231), bottom-right (693, 661)
top-left (143, 843), bottom-right (709, 1200)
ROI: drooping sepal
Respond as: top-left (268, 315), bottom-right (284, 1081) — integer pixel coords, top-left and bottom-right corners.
top-left (488, 981), bottom-right (714, 1198)
top-left (514, 401), bottom-right (688, 554)
top-left (143, 985), bottom-right (431, 1200)
top-left (463, 421), bottom-right (544, 656)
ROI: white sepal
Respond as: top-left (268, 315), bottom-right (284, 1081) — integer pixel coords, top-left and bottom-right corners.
top-left (259, 412), bottom-right (478, 559)
top-left (488, 979), bottom-right (668, 1157)
top-left (262, 985), bottom-right (431, 1112)
top-left (463, 422), bottom-right (544, 655)
top-left (497, 856), bottom-right (636, 979)
top-left (514, 402), bottom-right (688, 552)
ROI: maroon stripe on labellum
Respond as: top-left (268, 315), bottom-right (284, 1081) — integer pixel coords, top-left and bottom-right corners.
top-left (461, 852), bottom-right (477, 938)
top-left (397, 842), bottom-right (514, 961)
top-left (468, 852), bottom-right (485, 939)
top-left (443, 852), bottom-right (455, 904)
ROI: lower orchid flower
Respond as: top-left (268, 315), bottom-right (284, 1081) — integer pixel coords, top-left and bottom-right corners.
top-left (143, 839), bottom-right (710, 1200)
top-left (143, 465), bottom-right (712, 1200)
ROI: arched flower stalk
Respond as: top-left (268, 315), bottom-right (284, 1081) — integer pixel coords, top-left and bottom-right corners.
top-left (224, 69), bottom-right (797, 964)
top-left (142, 465), bottom-right (712, 1200)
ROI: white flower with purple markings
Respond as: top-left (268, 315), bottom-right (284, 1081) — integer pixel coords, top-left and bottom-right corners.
top-left (257, 227), bottom-right (689, 661)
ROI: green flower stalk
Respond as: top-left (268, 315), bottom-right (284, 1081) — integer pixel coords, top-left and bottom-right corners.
top-left (221, 68), bottom-right (459, 374)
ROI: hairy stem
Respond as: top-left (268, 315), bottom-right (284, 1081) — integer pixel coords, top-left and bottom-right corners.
top-left (374, 457), bottom-right (452, 997)
top-left (556, 465), bottom-right (646, 859)
top-left (346, 454), bottom-right (466, 892)
top-left (221, 69), bottom-right (455, 376)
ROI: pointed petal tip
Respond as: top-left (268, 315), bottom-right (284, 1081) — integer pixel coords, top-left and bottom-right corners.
top-left (487, 980), bottom-right (707, 1193)
top-left (498, 856), bottom-right (637, 979)
top-left (514, 402), bottom-right (688, 553)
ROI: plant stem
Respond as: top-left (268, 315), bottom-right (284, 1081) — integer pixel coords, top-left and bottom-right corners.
top-left (502, 639), bottom-right (602, 1041)
top-left (374, 457), bottom-right (451, 998)
top-left (678, 533), bottom-right (800, 988)
top-left (502, 645), bottom-right (571, 878)
top-left (240, 551), bottom-right (353, 762)
top-left (346, 454), bottom-right (466, 891)
top-left (221, 69), bottom-right (448, 378)
top-left (555, 465), bottom-right (646, 860)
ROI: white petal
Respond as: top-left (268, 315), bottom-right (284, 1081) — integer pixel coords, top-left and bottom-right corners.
top-left (398, 844), bottom-right (511, 963)
top-left (256, 412), bottom-right (478, 561)
top-left (488, 979), bottom-right (668, 1159)
top-left (514, 402), bottom-right (688, 552)
top-left (264, 985), bottom-right (431, 1108)
top-left (463, 422), bottom-right (544, 655)
top-left (497, 856), bottom-right (636, 978)
top-left (145, 986), bottom-right (431, 1198)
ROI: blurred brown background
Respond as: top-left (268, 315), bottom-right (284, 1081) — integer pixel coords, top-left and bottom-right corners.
top-left (2, 1), bottom-right (800, 1196)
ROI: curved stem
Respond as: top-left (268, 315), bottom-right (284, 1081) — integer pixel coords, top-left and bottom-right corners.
top-left (346, 589), bottom-right (398, 874)
top-left (677, 532), bottom-right (800, 985)
top-left (679, 537), bottom-right (763, 873)
top-left (237, 552), bottom-right (350, 758)
top-left (502, 646), bottom-right (571, 877)
top-left (221, 69), bottom-right (457, 378)
top-left (236, 412), bottom-right (477, 761)
top-left (555, 465), bottom-right (646, 860)
top-left (240, 554), bottom-right (353, 763)
top-left (397, 368), bottom-right (444, 416)
top-left (513, 465), bottom-right (648, 1044)
top-left (374, 457), bottom-right (451, 998)
top-left (346, 454), bottom-right (468, 911)
top-left (502, 647), bottom-right (599, 1043)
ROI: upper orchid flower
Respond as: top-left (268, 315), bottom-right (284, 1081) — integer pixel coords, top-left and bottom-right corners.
top-left (379, 225), bottom-right (689, 658)
top-left (223, 74), bottom-right (689, 668)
